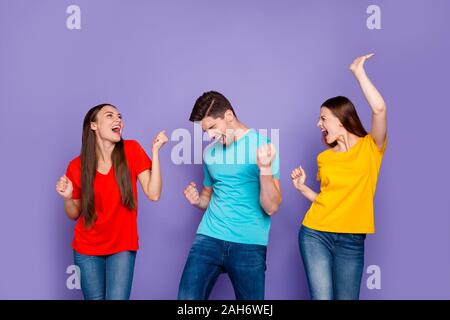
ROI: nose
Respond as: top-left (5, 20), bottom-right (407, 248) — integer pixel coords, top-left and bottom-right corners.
top-left (317, 120), bottom-right (321, 128)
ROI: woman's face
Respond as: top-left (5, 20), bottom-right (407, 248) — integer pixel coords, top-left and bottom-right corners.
top-left (90, 105), bottom-right (124, 143)
top-left (317, 107), bottom-right (345, 145)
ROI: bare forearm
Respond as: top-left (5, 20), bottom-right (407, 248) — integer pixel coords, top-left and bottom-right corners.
top-left (355, 71), bottom-right (386, 114)
top-left (64, 199), bottom-right (80, 220)
top-left (146, 150), bottom-right (162, 201)
top-left (195, 195), bottom-right (211, 210)
top-left (259, 174), bottom-right (282, 215)
top-left (296, 184), bottom-right (318, 203)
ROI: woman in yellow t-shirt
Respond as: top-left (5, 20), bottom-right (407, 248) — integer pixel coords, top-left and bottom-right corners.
top-left (291, 54), bottom-right (387, 300)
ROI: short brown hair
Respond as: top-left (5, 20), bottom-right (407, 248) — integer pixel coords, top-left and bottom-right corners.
top-left (189, 91), bottom-right (236, 122)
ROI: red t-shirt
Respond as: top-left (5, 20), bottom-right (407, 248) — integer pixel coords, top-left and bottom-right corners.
top-left (65, 140), bottom-right (152, 255)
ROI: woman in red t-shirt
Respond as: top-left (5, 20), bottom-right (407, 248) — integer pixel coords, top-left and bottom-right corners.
top-left (55, 103), bottom-right (168, 300)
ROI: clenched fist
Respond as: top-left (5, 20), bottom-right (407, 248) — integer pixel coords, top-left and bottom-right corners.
top-left (183, 182), bottom-right (201, 206)
top-left (291, 166), bottom-right (306, 190)
top-left (152, 130), bottom-right (169, 152)
top-left (257, 143), bottom-right (276, 175)
top-left (56, 175), bottom-right (73, 200)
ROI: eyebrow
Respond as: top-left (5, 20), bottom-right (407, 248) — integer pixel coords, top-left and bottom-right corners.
top-left (105, 111), bottom-right (121, 117)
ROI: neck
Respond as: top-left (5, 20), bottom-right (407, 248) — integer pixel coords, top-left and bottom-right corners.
top-left (336, 132), bottom-right (359, 152)
top-left (231, 121), bottom-right (249, 142)
top-left (96, 137), bottom-right (115, 163)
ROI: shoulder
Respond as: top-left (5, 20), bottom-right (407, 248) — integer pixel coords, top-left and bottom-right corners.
top-left (317, 147), bottom-right (332, 162)
top-left (66, 156), bottom-right (81, 182)
top-left (123, 139), bottom-right (146, 154)
top-left (123, 139), bottom-right (140, 149)
top-left (252, 130), bottom-right (270, 144)
top-left (68, 156), bottom-right (81, 170)
top-left (364, 134), bottom-right (387, 154)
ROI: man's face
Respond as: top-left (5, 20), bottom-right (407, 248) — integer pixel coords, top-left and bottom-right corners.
top-left (201, 111), bottom-right (235, 146)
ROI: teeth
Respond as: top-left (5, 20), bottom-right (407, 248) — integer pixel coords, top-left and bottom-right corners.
top-left (112, 125), bottom-right (121, 133)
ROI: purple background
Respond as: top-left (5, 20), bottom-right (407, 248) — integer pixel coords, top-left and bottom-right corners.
top-left (1, 0), bottom-right (449, 299)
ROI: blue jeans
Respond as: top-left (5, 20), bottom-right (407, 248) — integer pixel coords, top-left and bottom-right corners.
top-left (299, 225), bottom-right (365, 300)
top-left (178, 234), bottom-right (267, 300)
top-left (73, 250), bottom-right (136, 300)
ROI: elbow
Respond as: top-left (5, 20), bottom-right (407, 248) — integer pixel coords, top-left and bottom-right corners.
top-left (265, 206), bottom-right (279, 216)
top-left (66, 212), bottom-right (80, 221)
top-left (265, 197), bottom-right (282, 216)
top-left (147, 193), bottom-right (161, 202)
top-left (372, 104), bottom-right (386, 115)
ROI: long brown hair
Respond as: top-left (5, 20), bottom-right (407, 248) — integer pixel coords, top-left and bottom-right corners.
top-left (80, 104), bottom-right (136, 228)
top-left (321, 96), bottom-right (368, 148)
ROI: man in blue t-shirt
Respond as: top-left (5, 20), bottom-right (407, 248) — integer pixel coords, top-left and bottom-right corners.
top-left (178, 91), bottom-right (282, 300)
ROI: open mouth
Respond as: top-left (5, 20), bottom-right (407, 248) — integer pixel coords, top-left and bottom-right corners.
top-left (112, 125), bottom-right (121, 134)
top-left (321, 129), bottom-right (328, 137)
top-left (213, 134), bottom-right (225, 144)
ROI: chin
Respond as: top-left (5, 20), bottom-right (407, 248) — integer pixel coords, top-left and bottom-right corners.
top-left (111, 136), bottom-right (122, 143)
top-left (325, 136), bottom-right (336, 144)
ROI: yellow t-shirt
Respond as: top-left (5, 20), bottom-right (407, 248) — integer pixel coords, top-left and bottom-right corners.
top-left (302, 134), bottom-right (387, 234)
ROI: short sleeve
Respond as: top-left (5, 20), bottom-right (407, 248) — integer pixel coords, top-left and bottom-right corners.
top-left (131, 140), bottom-right (152, 175)
top-left (203, 164), bottom-right (213, 187)
top-left (65, 159), bottom-right (81, 200)
top-left (316, 154), bottom-right (322, 181)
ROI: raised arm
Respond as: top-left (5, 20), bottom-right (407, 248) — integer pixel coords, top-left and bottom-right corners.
top-left (257, 144), bottom-right (282, 216)
top-left (350, 53), bottom-right (387, 149)
top-left (138, 130), bottom-right (168, 201)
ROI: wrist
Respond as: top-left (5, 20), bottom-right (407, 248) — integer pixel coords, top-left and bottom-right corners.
top-left (195, 199), bottom-right (203, 209)
top-left (297, 184), bottom-right (308, 193)
top-left (353, 69), bottom-right (367, 79)
top-left (259, 166), bottom-right (273, 177)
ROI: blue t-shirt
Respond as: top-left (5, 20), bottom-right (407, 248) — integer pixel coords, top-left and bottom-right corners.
top-left (197, 129), bottom-right (280, 246)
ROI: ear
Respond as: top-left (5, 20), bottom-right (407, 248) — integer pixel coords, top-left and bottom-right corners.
top-left (90, 122), bottom-right (97, 131)
top-left (224, 109), bottom-right (235, 122)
